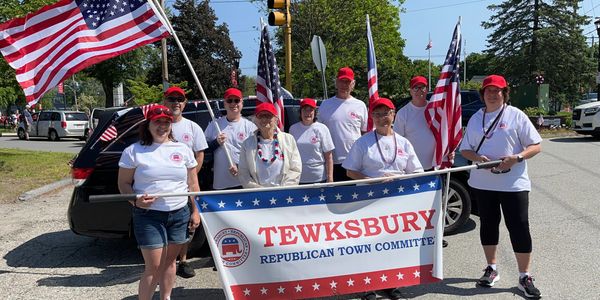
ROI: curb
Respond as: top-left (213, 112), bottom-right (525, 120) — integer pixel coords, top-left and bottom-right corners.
top-left (0, 132), bottom-right (17, 137)
top-left (18, 178), bottom-right (73, 201)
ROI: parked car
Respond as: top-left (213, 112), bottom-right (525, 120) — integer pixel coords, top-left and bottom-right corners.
top-left (572, 100), bottom-right (600, 138)
top-left (17, 110), bottom-right (89, 141)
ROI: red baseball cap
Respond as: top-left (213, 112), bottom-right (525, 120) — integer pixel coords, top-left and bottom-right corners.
top-left (300, 98), bottom-right (317, 108)
top-left (482, 75), bottom-right (507, 89)
top-left (410, 76), bottom-right (428, 88)
top-left (164, 86), bottom-right (186, 97)
top-left (146, 105), bottom-right (173, 122)
top-left (255, 102), bottom-right (277, 116)
top-left (372, 98), bottom-right (395, 110)
top-left (337, 67), bottom-right (354, 81)
top-left (224, 88), bottom-right (242, 99)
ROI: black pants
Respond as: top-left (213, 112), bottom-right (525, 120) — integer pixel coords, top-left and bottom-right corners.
top-left (472, 188), bottom-right (532, 253)
top-left (333, 164), bottom-right (352, 182)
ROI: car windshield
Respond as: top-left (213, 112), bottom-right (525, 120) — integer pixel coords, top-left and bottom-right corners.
top-left (65, 113), bottom-right (89, 121)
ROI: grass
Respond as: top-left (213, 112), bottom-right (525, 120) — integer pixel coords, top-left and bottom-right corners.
top-left (0, 148), bottom-right (73, 203)
top-left (538, 128), bottom-right (580, 138)
top-left (0, 127), bottom-right (16, 133)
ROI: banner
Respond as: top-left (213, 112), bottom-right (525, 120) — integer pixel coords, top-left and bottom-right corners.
top-left (197, 174), bottom-right (444, 299)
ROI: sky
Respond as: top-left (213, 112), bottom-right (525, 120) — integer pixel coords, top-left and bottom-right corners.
top-left (184, 0), bottom-right (600, 77)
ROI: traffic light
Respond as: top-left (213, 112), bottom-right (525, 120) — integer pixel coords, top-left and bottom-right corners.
top-left (268, 0), bottom-right (290, 27)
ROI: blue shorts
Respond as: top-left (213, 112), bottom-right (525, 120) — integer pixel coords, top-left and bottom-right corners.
top-left (132, 205), bottom-right (191, 249)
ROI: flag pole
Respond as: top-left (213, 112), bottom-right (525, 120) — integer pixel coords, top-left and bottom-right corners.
top-left (428, 32), bottom-right (432, 91)
top-left (150, 0), bottom-right (234, 168)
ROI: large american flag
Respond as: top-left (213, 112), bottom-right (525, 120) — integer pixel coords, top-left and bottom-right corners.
top-left (256, 25), bottom-right (284, 129)
top-left (424, 20), bottom-right (462, 169)
top-left (366, 14), bottom-right (379, 131)
top-left (0, 0), bottom-right (170, 106)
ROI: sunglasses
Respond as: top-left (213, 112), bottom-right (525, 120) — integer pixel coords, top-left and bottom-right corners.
top-left (412, 86), bottom-right (427, 92)
top-left (372, 110), bottom-right (393, 118)
top-left (150, 107), bottom-right (173, 116)
top-left (166, 97), bottom-right (185, 103)
top-left (225, 98), bottom-right (241, 104)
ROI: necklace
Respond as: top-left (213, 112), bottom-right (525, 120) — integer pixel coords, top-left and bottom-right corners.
top-left (374, 131), bottom-right (397, 166)
top-left (482, 104), bottom-right (506, 139)
top-left (257, 131), bottom-right (282, 163)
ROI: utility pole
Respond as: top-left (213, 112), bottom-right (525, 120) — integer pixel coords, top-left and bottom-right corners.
top-left (463, 39), bottom-right (467, 85)
top-left (160, 0), bottom-right (169, 92)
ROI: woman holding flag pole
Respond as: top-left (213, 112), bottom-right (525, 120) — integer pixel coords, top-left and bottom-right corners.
top-left (460, 75), bottom-right (542, 299)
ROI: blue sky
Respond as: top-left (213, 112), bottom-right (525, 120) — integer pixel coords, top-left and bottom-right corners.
top-left (196, 0), bottom-right (599, 76)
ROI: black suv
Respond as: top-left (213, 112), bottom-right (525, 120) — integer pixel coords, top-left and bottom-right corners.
top-left (68, 98), bottom-right (302, 255)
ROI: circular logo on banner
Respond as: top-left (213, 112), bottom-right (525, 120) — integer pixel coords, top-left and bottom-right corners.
top-left (182, 133), bottom-right (191, 142)
top-left (170, 152), bottom-right (183, 162)
top-left (214, 228), bottom-right (250, 268)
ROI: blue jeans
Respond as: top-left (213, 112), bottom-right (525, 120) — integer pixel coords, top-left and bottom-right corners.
top-left (132, 205), bottom-right (190, 249)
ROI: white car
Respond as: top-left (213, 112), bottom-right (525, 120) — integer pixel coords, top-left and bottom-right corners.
top-left (572, 101), bottom-right (600, 138)
top-left (18, 110), bottom-right (89, 141)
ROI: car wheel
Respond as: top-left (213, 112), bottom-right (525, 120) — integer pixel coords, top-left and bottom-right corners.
top-left (444, 178), bottom-right (472, 235)
top-left (49, 130), bottom-right (60, 141)
top-left (186, 225), bottom-right (207, 258)
top-left (17, 128), bottom-right (26, 140)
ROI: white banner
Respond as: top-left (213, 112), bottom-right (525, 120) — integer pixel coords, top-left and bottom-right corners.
top-left (197, 174), bottom-right (444, 299)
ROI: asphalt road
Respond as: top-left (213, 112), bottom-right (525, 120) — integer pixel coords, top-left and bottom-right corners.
top-left (0, 135), bottom-right (84, 154)
top-left (0, 136), bottom-right (598, 299)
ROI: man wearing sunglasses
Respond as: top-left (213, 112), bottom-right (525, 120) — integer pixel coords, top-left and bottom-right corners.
top-left (162, 86), bottom-right (209, 279)
top-left (205, 88), bottom-right (257, 189)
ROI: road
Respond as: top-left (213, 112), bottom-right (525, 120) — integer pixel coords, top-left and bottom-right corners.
top-left (0, 136), bottom-right (598, 299)
top-left (0, 136), bottom-right (84, 154)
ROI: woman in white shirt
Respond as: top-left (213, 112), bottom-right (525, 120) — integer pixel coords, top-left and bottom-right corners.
top-left (238, 102), bottom-right (302, 187)
top-left (460, 75), bottom-right (542, 299)
top-left (289, 98), bottom-right (335, 183)
top-left (117, 105), bottom-right (200, 300)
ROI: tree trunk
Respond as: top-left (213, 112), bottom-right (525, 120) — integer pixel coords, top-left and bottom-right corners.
top-left (102, 79), bottom-right (114, 108)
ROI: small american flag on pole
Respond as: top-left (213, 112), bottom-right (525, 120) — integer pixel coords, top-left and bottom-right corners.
top-left (0, 0), bottom-right (171, 106)
top-left (425, 19), bottom-right (462, 169)
top-left (366, 14), bottom-right (379, 131)
top-left (256, 24), bottom-right (284, 129)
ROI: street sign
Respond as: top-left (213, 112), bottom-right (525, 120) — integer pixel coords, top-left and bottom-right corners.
top-left (310, 35), bottom-right (328, 99)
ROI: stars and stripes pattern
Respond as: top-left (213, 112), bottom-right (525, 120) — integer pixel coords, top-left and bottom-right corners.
top-left (0, 0), bottom-right (170, 106)
top-left (366, 14), bottom-right (379, 132)
top-left (256, 25), bottom-right (284, 129)
top-left (425, 38), bottom-right (432, 50)
top-left (97, 103), bottom-right (162, 142)
top-left (425, 20), bottom-right (462, 169)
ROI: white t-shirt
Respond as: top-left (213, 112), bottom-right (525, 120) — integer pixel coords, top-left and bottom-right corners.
top-left (119, 141), bottom-right (198, 211)
top-left (343, 131), bottom-right (424, 178)
top-left (317, 96), bottom-right (368, 164)
top-left (394, 102), bottom-right (436, 170)
top-left (255, 139), bottom-right (284, 186)
top-left (171, 117), bottom-right (208, 153)
top-left (205, 116), bottom-right (257, 189)
top-left (459, 105), bottom-right (542, 192)
top-left (289, 121), bottom-right (335, 183)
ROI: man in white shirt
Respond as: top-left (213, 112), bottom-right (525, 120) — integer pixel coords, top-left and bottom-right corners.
top-left (162, 86), bottom-right (208, 279)
top-left (317, 67), bottom-right (368, 181)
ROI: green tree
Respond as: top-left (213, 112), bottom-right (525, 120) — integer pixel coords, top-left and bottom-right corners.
top-left (463, 52), bottom-right (492, 80)
top-left (482, 0), bottom-right (591, 106)
top-left (160, 0), bottom-right (241, 99)
top-left (271, 0), bottom-right (410, 101)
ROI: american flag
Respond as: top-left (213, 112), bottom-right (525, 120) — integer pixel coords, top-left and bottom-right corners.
top-left (256, 25), bottom-right (284, 129)
top-left (0, 0), bottom-right (170, 106)
top-left (366, 14), bottom-right (379, 131)
top-left (424, 20), bottom-right (462, 169)
top-left (97, 103), bottom-right (156, 142)
top-left (425, 38), bottom-right (432, 50)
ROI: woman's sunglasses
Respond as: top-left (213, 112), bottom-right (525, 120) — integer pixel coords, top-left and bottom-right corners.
top-left (225, 98), bottom-right (241, 104)
top-left (150, 107), bottom-right (173, 116)
top-left (166, 97), bottom-right (185, 103)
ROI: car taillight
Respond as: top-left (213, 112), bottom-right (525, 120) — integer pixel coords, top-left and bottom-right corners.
top-left (71, 167), bottom-right (94, 186)
top-left (61, 121), bottom-right (67, 128)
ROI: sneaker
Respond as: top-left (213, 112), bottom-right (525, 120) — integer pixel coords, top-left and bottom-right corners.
top-left (477, 266), bottom-right (500, 287)
top-left (442, 240), bottom-right (448, 248)
top-left (176, 261), bottom-right (196, 278)
top-left (518, 275), bottom-right (541, 298)
top-left (361, 291), bottom-right (377, 300)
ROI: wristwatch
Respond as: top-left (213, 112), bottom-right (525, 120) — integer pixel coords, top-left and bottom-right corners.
top-left (517, 155), bottom-right (524, 163)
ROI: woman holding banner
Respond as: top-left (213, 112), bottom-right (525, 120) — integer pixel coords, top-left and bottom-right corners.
top-left (238, 102), bottom-right (302, 187)
top-left (289, 98), bottom-right (335, 184)
top-left (117, 105), bottom-right (200, 300)
top-left (460, 75), bottom-right (542, 299)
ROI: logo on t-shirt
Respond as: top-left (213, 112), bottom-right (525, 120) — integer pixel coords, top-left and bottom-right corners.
top-left (215, 228), bottom-right (250, 268)
top-left (310, 135), bottom-right (319, 144)
top-left (397, 148), bottom-right (405, 156)
top-left (499, 122), bottom-right (507, 129)
top-left (182, 133), bottom-right (191, 142)
top-left (237, 132), bottom-right (246, 141)
top-left (349, 111), bottom-right (360, 120)
top-left (170, 152), bottom-right (184, 163)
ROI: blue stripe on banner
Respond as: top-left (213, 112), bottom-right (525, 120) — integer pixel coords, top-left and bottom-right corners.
top-left (196, 175), bottom-right (441, 213)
